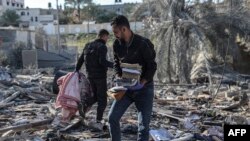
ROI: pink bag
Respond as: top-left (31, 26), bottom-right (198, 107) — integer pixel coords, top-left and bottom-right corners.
top-left (55, 72), bottom-right (81, 121)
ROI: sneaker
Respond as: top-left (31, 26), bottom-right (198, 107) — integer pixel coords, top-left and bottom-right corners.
top-left (87, 121), bottom-right (104, 131)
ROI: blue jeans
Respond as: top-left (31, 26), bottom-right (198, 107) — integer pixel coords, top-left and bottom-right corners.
top-left (108, 83), bottom-right (154, 141)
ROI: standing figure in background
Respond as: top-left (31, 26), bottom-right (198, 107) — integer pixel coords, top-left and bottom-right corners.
top-left (76, 29), bottom-right (113, 130)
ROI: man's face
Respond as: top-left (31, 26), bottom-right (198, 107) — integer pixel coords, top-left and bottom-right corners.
top-left (112, 25), bottom-right (125, 41)
top-left (102, 35), bottom-right (109, 43)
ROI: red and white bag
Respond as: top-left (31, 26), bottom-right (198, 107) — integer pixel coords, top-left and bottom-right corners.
top-left (55, 72), bottom-right (81, 121)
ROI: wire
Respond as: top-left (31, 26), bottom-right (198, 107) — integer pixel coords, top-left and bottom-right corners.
top-left (208, 0), bottom-right (232, 108)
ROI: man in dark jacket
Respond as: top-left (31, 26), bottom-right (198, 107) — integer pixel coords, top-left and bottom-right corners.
top-left (75, 29), bottom-right (113, 127)
top-left (108, 15), bottom-right (157, 141)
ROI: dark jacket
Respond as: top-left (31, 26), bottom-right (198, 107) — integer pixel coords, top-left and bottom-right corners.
top-left (113, 33), bottom-right (157, 83)
top-left (76, 39), bottom-right (113, 79)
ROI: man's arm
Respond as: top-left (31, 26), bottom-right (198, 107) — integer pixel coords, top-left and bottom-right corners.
top-left (75, 51), bottom-right (84, 71)
top-left (75, 43), bottom-right (89, 71)
top-left (141, 39), bottom-right (157, 83)
top-left (113, 42), bottom-right (122, 77)
top-left (98, 45), bottom-right (113, 68)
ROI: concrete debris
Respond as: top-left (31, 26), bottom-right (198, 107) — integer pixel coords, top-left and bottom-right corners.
top-left (0, 67), bottom-right (12, 81)
top-left (0, 68), bottom-right (249, 140)
top-left (149, 128), bottom-right (174, 141)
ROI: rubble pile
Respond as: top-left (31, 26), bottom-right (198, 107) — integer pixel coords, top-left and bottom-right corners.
top-left (0, 68), bottom-right (57, 140)
top-left (0, 68), bottom-right (249, 141)
top-left (150, 81), bottom-right (249, 141)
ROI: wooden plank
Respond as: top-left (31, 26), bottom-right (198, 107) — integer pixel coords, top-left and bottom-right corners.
top-left (26, 92), bottom-right (49, 101)
top-left (14, 108), bottom-right (41, 112)
top-left (0, 101), bottom-right (15, 109)
top-left (16, 74), bottom-right (54, 80)
top-left (155, 84), bottom-right (197, 87)
top-left (1, 91), bottom-right (20, 103)
top-left (0, 119), bottom-right (53, 134)
top-left (32, 91), bottom-right (56, 98)
top-left (153, 108), bottom-right (184, 122)
top-left (59, 118), bottom-right (82, 132)
top-left (203, 121), bottom-right (223, 126)
top-left (0, 134), bottom-right (35, 141)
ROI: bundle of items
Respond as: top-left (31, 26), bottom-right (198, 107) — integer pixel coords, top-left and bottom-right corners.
top-left (55, 72), bottom-right (94, 123)
top-left (120, 63), bottom-right (141, 80)
top-left (55, 72), bottom-right (81, 122)
top-left (108, 86), bottom-right (127, 100)
top-left (108, 63), bottom-right (141, 100)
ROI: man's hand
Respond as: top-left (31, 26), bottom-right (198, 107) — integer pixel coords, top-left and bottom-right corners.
top-left (127, 82), bottom-right (144, 91)
top-left (117, 71), bottom-right (122, 78)
top-left (74, 70), bottom-right (81, 80)
top-left (74, 69), bottom-right (79, 73)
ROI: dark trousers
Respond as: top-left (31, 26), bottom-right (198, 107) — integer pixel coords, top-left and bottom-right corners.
top-left (88, 78), bottom-right (107, 121)
top-left (108, 83), bottom-right (154, 141)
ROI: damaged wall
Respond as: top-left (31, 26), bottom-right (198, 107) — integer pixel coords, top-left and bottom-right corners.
top-left (141, 0), bottom-right (250, 83)
top-left (0, 28), bottom-right (36, 49)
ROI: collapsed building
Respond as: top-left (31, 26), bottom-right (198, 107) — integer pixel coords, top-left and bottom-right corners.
top-left (0, 0), bottom-right (249, 140)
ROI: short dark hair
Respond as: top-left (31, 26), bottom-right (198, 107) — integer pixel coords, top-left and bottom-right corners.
top-left (111, 15), bottom-right (130, 29)
top-left (98, 29), bottom-right (109, 38)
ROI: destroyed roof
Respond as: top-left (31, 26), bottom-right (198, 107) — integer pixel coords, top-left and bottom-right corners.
top-left (37, 49), bottom-right (67, 61)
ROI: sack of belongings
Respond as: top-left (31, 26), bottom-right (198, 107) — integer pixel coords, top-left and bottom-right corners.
top-left (55, 72), bottom-right (80, 122)
top-left (55, 72), bottom-right (94, 122)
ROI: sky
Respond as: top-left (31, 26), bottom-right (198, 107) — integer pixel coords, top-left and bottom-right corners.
top-left (25, 0), bottom-right (142, 9)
